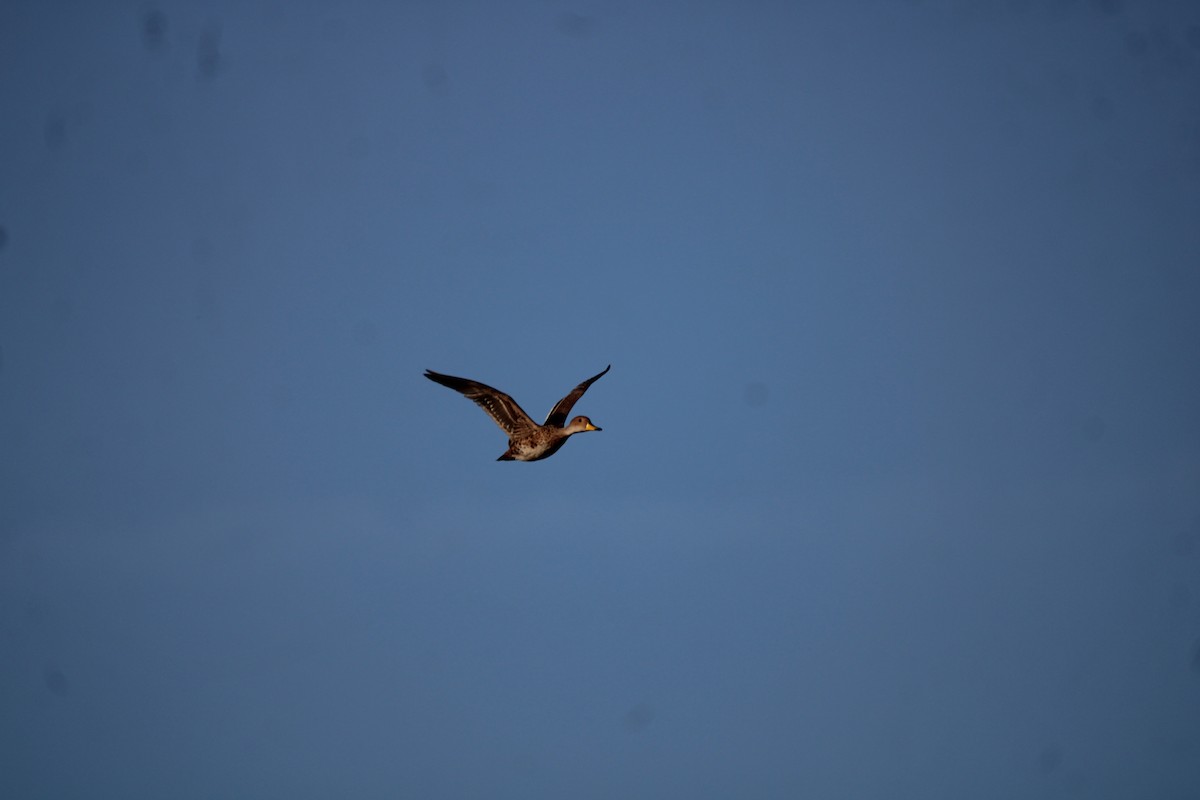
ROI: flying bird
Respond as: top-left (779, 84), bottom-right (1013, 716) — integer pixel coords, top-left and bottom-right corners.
top-left (424, 365), bottom-right (610, 462)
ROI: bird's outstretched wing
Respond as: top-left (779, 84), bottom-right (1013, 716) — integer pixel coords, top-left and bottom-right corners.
top-left (543, 365), bottom-right (610, 428)
top-left (425, 370), bottom-right (538, 437)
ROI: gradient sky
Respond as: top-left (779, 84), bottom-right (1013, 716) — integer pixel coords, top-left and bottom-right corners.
top-left (2, 2), bottom-right (1199, 798)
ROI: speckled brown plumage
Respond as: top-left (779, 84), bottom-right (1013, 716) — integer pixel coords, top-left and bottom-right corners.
top-left (424, 365), bottom-right (609, 461)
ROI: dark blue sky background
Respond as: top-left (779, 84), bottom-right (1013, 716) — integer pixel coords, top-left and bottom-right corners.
top-left (2, 2), bottom-right (1199, 797)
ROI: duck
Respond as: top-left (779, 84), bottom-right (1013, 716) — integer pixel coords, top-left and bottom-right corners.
top-left (424, 365), bottom-right (610, 462)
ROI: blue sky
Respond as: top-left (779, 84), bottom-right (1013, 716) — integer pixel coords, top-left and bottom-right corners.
top-left (2, 2), bottom-right (1199, 797)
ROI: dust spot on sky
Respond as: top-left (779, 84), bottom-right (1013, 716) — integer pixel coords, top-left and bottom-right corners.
top-left (622, 702), bottom-right (654, 732)
top-left (321, 17), bottom-right (347, 44)
top-left (1089, 95), bottom-right (1114, 121)
top-left (151, 355), bottom-right (178, 388)
top-left (352, 320), bottom-right (378, 346)
top-left (197, 24), bottom-right (221, 79)
top-left (142, 9), bottom-right (167, 51)
top-left (1080, 415), bottom-right (1106, 442)
top-left (346, 135), bottom-right (370, 160)
top-left (190, 235), bottom-right (214, 262)
top-left (269, 383), bottom-right (291, 412)
top-left (44, 115), bottom-right (67, 152)
top-left (1036, 744), bottom-right (1064, 774)
top-left (23, 599), bottom-right (47, 624)
top-left (1167, 581), bottom-right (1191, 610)
top-left (556, 12), bottom-right (595, 39)
top-left (744, 381), bottom-right (769, 407)
top-left (193, 278), bottom-right (219, 322)
top-left (53, 292), bottom-right (74, 323)
top-left (422, 63), bottom-right (449, 93)
top-left (1124, 30), bottom-right (1149, 57)
top-left (1171, 526), bottom-right (1198, 557)
top-left (43, 667), bottom-right (69, 697)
